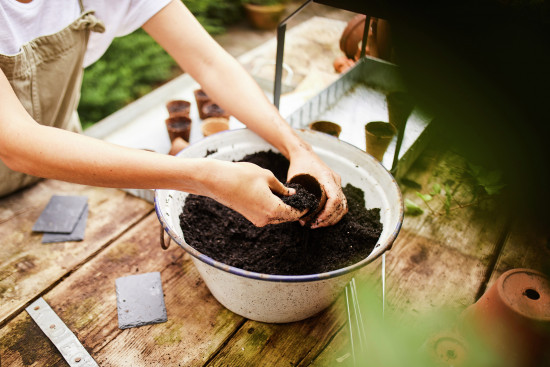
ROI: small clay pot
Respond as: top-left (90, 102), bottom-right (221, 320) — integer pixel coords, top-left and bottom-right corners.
top-left (365, 121), bottom-right (396, 162)
top-left (201, 117), bottom-right (230, 137)
top-left (194, 89), bottom-right (210, 118)
top-left (201, 101), bottom-right (230, 120)
top-left (333, 56), bottom-right (356, 74)
top-left (421, 330), bottom-right (470, 367)
top-left (166, 100), bottom-right (191, 118)
top-left (168, 137), bottom-right (189, 156)
top-left (243, 3), bottom-right (286, 30)
top-left (340, 14), bottom-right (367, 59)
top-left (386, 91), bottom-right (414, 131)
top-left (308, 120), bottom-right (342, 138)
top-left (459, 268), bottom-right (550, 367)
top-left (288, 173), bottom-right (327, 224)
top-left (165, 115), bottom-right (192, 142)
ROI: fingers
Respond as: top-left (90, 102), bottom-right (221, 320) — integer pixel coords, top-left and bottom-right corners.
top-left (310, 188), bottom-right (348, 228)
top-left (267, 175), bottom-right (295, 197)
top-left (305, 171), bottom-right (347, 228)
top-left (227, 163), bottom-right (304, 227)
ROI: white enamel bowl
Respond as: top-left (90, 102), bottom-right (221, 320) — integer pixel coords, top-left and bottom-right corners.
top-left (155, 128), bottom-right (403, 323)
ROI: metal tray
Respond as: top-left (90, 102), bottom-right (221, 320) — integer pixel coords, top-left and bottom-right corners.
top-left (286, 56), bottom-right (434, 178)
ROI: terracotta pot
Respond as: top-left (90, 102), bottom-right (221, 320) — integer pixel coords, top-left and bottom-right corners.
top-left (333, 56), bottom-right (356, 74)
top-left (340, 15), bottom-right (392, 61)
top-left (243, 3), bottom-right (286, 30)
top-left (168, 137), bottom-right (189, 156)
top-left (201, 101), bottom-right (230, 120)
top-left (194, 89), bottom-right (210, 118)
top-left (201, 117), bottom-right (230, 137)
top-left (166, 100), bottom-right (191, 118)
top-left (421, 330), bottom-right (470, 367)
top-left (364, 121), bottom-right (396, 162)
top-left (460, 268), bottom-right (550, 367)
top-left (308, 120), bottom-right (342, 138)
top-left (386, 91), bottom-right (414, 132)
top-left (288, 173), bottom-right (327, 224)
top-left (165, 115), bottom-right (192, 142)
top-left (340, 14), bottom-right (366, 59)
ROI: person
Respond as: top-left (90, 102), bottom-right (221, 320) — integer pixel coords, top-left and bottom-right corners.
top-left (0, 0), bottom-right (347, 228)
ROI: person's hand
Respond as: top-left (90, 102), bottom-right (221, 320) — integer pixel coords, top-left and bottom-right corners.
top-left (197, 159), bottom-right (305, 227)
top-left (287, 150), bottom-right (348, 228)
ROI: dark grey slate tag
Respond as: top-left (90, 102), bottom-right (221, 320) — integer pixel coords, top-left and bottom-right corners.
top-left (32, 195), bottom-right (88, 233)
top-left (42, 205), bottom-right (88, 243)
top-left (115, 272), bottom-right (168, 329)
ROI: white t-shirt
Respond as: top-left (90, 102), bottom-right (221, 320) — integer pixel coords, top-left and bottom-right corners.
top-left (0, 0), bottom-right (172, 67)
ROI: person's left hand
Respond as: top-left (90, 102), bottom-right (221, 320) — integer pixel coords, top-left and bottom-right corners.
top-left (287, 149), bottom-right (348, 228)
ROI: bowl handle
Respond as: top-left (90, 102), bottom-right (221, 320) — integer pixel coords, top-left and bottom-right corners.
top-left (160, 225), bottom-right (171, 250)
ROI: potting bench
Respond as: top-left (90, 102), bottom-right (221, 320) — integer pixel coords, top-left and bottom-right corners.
top-left (1, 4), bottom-right (549, 365)
top-left (1, 139), bottom-right (549, 366)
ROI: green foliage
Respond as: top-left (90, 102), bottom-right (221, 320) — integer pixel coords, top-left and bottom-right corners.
top-left (405, 198), bottom-right (424, 216)
top-left (467, 162), bottom-right (506, 196)
top-left (403, 161), bottom-right (505, 217)
top-left (186, 0), bottom-right (244, 35)
top-left (429, 182), bottom-right (441, 196)
top-left (78, 0), bottom-right (244, 128)
top-left (78, 29), bottom-right (176, 128)
top-left (416, 192), bottom-right (433, 203)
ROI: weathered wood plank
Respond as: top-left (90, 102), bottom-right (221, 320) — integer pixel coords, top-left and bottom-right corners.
top-left (206, 298), bottom-right (347, 367)
top-left (487, 217), bottom-right (550, 290)
top-left (0, 213), bottom-right (244, 366)
top-left (0, 180), bottom-right (153, 326)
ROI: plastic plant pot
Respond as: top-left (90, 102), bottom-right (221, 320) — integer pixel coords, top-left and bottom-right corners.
top-left (194, 89), bottom-right (210, 119)
top-left (365, 121), bottom-right (396, 162)
top-left (201, 117), bottom-right (230, 137)
top-left (165, 115), bottom-right (192, 142)
top-left (201, 101), bottom-right (230, 120)
top-left (308, 120), bottom-right (342, 138)
top-left (386, 91), bottom-right (413, 131)
top-left (166, 100), bottom-right (191, 118)
top-left (155, 129), bottom-right (403, 323)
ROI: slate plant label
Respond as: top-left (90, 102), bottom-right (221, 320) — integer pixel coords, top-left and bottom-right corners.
top-left (32, 195), bottom-right (88, 233)
top-left (42, 205), bottom-right (88, 243)
top-left (115, 272), bottom-right (168, 329)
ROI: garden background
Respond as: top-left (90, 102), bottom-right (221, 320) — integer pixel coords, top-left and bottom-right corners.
top-left (78, 0), bottom-right (244, 129)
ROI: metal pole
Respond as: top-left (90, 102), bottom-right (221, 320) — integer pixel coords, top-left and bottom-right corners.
top-left (274, 0), bottom-right (313, 109)
top-left (359, 15), bottom-right (371, 59)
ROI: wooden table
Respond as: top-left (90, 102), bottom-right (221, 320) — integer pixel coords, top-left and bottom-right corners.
top-left (1, 143), bottom-right (549, 367)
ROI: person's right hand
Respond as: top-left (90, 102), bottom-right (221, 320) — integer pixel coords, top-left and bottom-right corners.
top-left (195, 159), bottom-right (305, 227)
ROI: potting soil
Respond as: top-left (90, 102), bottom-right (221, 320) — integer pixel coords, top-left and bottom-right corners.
top-left (179, 151), bottom-right (383, 275)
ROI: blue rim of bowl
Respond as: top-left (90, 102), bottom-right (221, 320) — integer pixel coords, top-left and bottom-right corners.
top-left (154, 130), bottom-right (404, 283)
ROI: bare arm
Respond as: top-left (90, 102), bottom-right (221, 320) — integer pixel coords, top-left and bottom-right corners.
top-left (142, 0), bottom-right (348, 227)
top-left (0, 70), bottom-right (300, 226)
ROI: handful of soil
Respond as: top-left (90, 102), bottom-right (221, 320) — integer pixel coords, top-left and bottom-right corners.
top-left (179, 150), bottom-right (383, 275)
top-left (280, 182), bottom-right (319, 213)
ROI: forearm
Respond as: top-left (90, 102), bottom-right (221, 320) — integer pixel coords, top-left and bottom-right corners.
top-left (194, 53), bottom-right (312, 160)
top-left (1, 120), bottom-right (210, 192)
top-left (142, 0), bottom-right (311, 160)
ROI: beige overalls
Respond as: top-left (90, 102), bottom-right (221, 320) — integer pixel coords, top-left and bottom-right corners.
top-left (0, 0), bottom-right (105, 197)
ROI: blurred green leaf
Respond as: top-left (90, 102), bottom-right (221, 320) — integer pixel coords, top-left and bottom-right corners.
top-left (416, 192), bottom-right (433, 202)
top-left (444, 184), bottom-right (452, 214)
top-left (405, 198), bottom-right (424, 216)
top-left (429, 182), bottom-right (441, 195)
top-left (467, 162), bottom-right (506, 196)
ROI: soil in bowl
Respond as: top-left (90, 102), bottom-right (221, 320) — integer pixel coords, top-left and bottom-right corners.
top-left (179, 150), bottom-right (383, 276)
